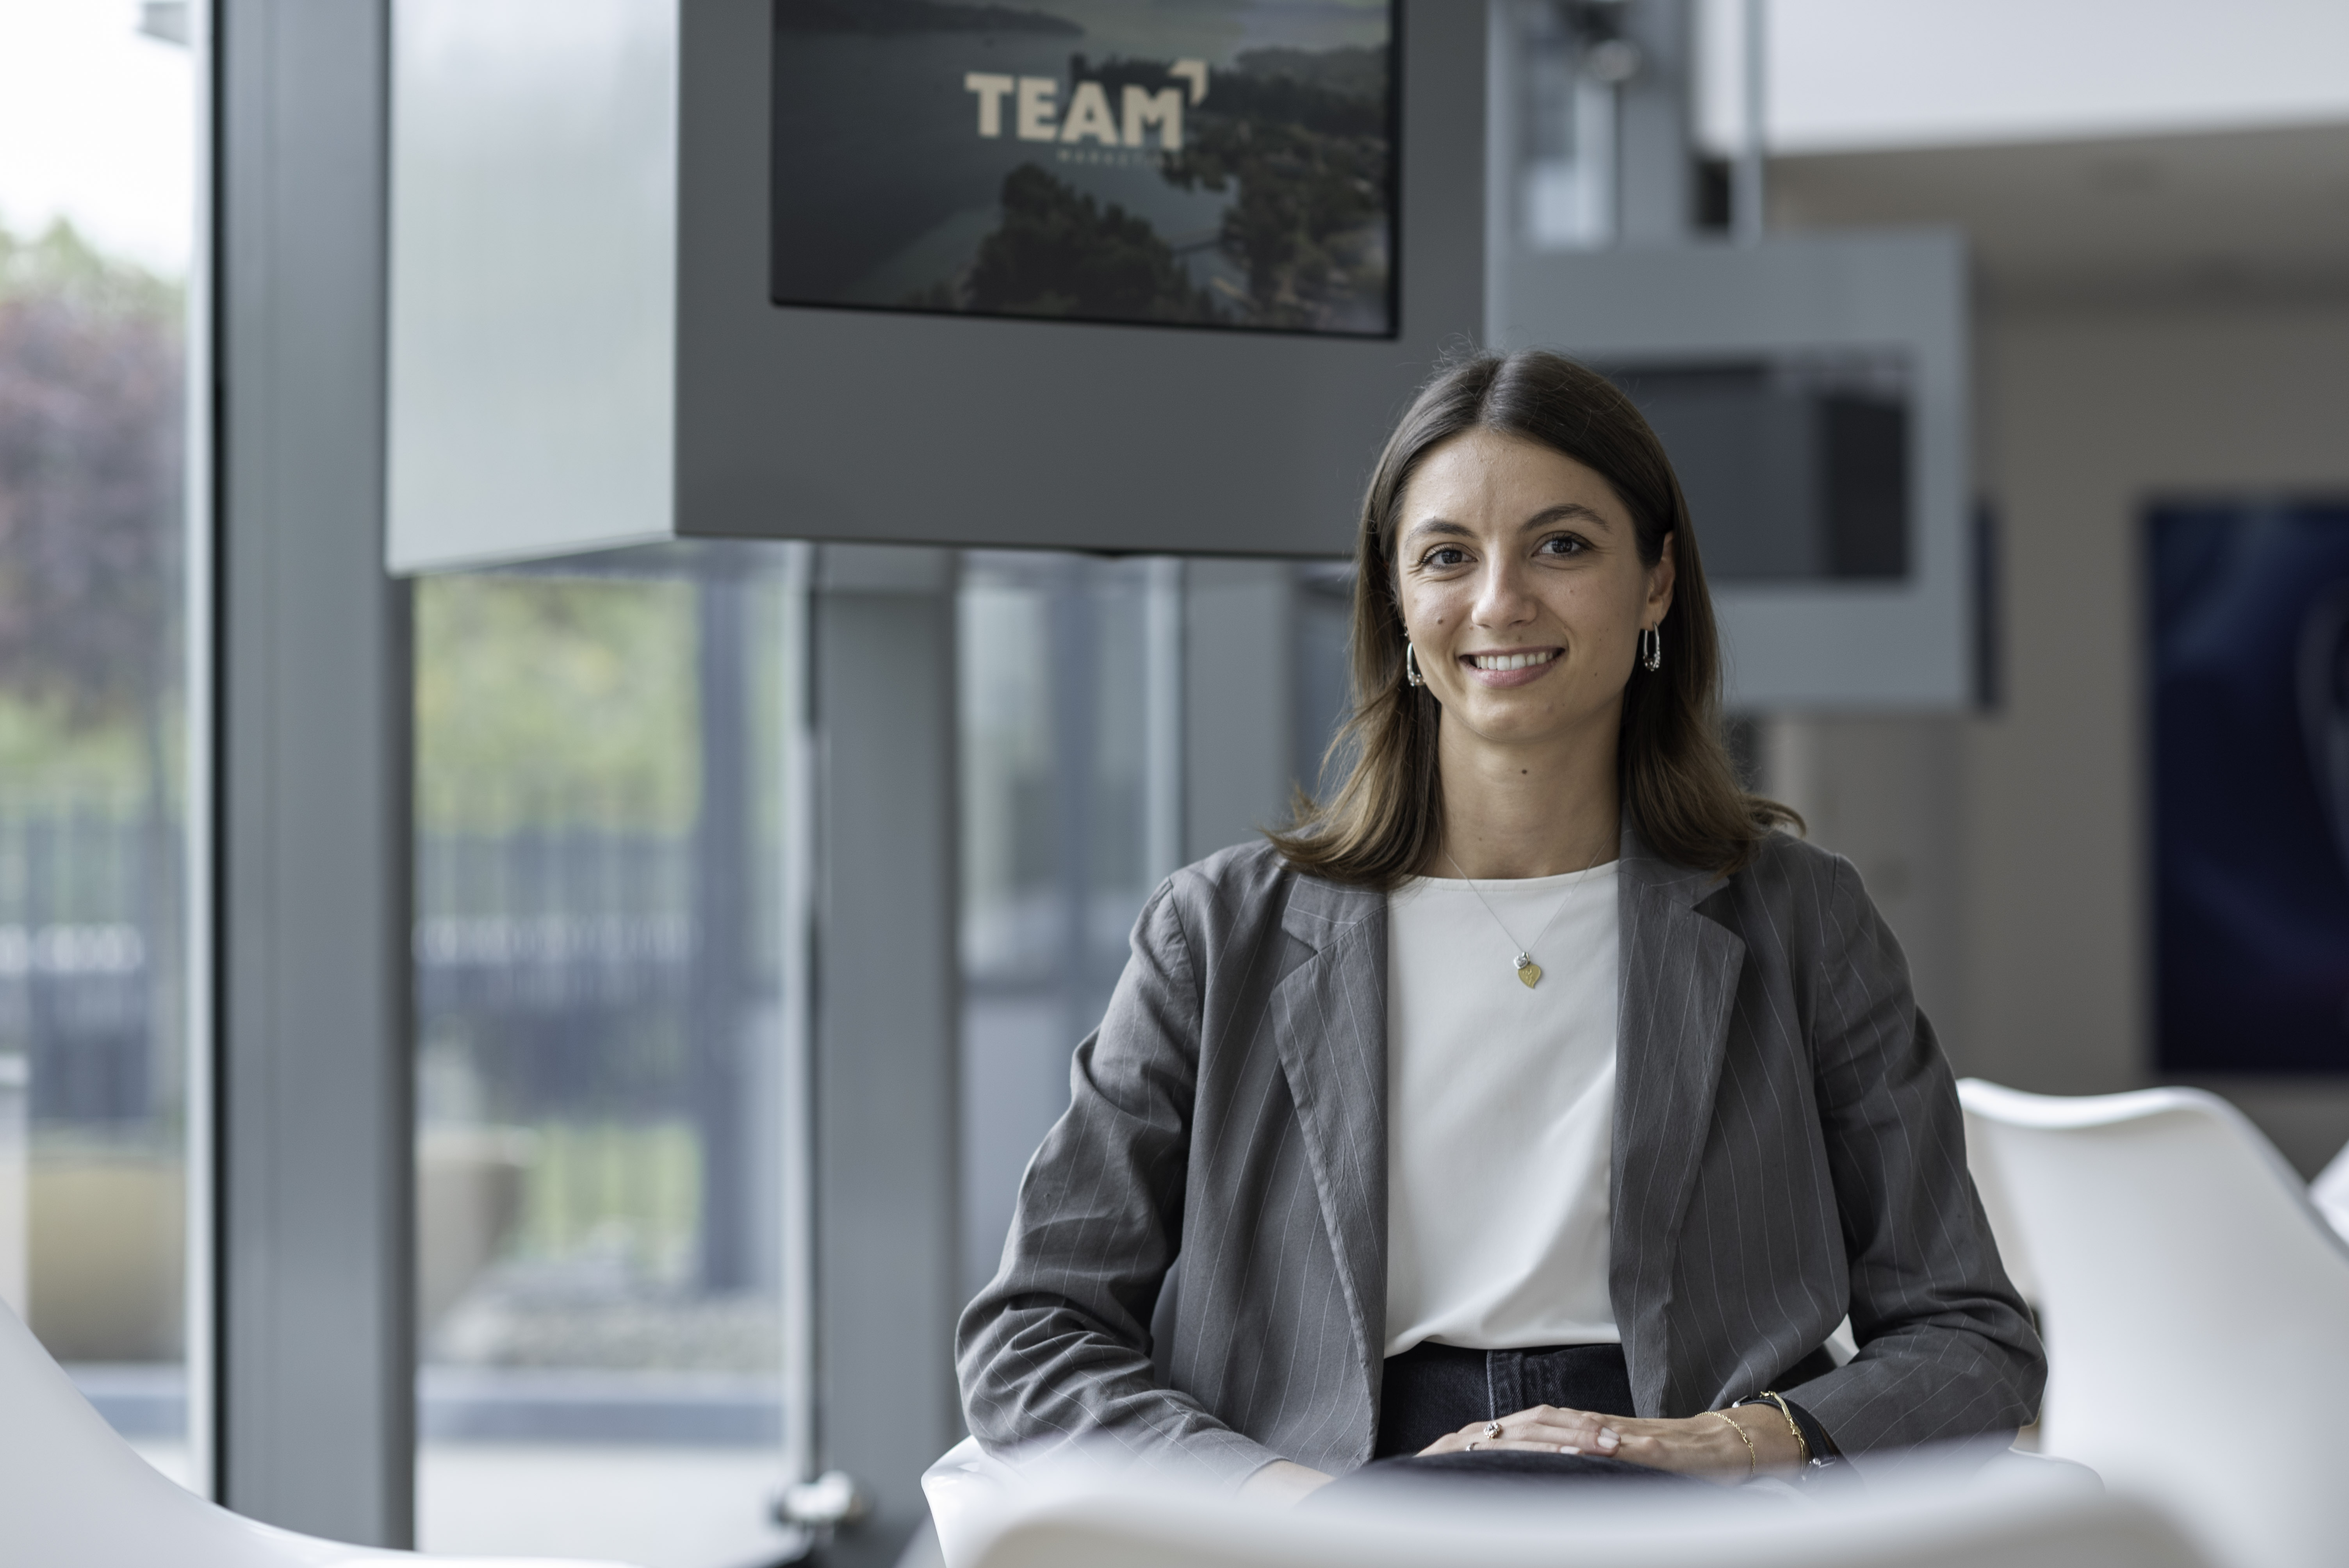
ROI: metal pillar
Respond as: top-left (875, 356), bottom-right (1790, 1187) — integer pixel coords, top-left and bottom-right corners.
top-left (806, 545), bottom-right (961, 1568)
top-left (1616, 0), bottom-right (1696, 246)
top-left (694, 573), bottom-right (757, 1292)
top-left (214, 0), bottom-right (413, 1542)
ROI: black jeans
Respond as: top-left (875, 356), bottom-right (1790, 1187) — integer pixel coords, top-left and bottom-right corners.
top-left (1306, 1340), bottom-right (1696, 1498)
top-left (1374, 1339), bottom-right (1639, 1458)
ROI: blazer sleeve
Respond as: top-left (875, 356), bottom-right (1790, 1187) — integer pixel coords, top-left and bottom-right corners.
top-left (955, 878), bottom-right (1281, 1487)
top-left (1779, 855), bottom-right (2048, 1450)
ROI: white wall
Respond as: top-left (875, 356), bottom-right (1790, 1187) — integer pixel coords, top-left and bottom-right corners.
top-left (1764, 717), bottom-right (1972, 1058)
top-left (1695, 0), bottom-right (2349, 155)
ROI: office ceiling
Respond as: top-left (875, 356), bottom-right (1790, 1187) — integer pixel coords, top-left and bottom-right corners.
top-left (1768, 119), bottom-right (2349, 307)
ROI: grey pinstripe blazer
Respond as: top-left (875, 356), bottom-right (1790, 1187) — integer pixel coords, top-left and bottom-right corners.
top-left (956, 826), bottom-right (2045, 1486)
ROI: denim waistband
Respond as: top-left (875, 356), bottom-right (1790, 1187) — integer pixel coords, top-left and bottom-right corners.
top-left (1375, 1340), bottom-right (1634, 1459)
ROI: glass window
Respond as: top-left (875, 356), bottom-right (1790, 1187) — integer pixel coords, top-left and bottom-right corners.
top-left (409, 542), bottom-right (1351, 1561)
top-left (412, 547), bottom-right (806, 1568)
top-left (0, 0), bottom-right (199, 1491)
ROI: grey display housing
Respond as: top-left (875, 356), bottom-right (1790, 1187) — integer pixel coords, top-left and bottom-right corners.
top-left (1605, 354), bottom-right (1912, 583)
top-left (388, 0), bottom-right (1488, 572)
top-left (1494, 234), bottom-right (1973, 710)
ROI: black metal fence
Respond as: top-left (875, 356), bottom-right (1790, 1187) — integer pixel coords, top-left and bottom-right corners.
top-left (0, 809), bottom-right (737, 1131)
top-left (0, 804), bottom-right (176, 1126)
top-left (415, 824), bottom-right (702, 1121)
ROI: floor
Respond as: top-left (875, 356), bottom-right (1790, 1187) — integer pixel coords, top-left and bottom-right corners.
top-left (417, 1443), bottom-right (804, 1568)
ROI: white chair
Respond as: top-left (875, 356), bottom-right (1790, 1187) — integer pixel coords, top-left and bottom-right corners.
top-left (940, 1447), bottom-right (2200, 1568)
top-left (923, 1435), bottom-right (1013, 1566)
top-left (0, 1298), bottom-right (634, 1568)
top-left (2313, 1137), bottom-right (2349, 1244)
top-left (1958, 1079), bottom-right (2349, 1568)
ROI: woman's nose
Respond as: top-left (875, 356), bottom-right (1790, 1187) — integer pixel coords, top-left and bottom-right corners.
top-left (1472, 559), bottom-right (1538, 625)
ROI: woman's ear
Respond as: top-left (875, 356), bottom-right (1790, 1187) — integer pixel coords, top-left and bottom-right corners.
top-left (1647, 532), bottom-right (1678, 619)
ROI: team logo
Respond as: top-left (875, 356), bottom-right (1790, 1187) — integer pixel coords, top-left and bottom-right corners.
top-left (963, 60), bottom-right (1208, 151)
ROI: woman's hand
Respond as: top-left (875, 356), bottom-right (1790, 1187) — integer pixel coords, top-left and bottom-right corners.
top-left (1417, 1404), bottom-right (1801, 1484)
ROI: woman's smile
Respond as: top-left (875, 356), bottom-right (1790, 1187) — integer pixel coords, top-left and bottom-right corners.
top-left (1463, 647), bottom-right (1561, 686)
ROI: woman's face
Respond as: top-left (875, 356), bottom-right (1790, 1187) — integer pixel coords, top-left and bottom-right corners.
top-left (1392, 429), bottom-right (1675, 753)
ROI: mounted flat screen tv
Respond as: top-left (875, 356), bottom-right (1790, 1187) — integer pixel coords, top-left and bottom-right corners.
top-left (769, 0), bottom-right (1399, 337)
top-left (390, 2), bottom-right (1484, 570)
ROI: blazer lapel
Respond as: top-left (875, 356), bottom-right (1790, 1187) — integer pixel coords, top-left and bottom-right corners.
top-left (1265, 872), bottom-right (1389, 1426)
top-left (1610, 824), bottom-right (1747, 1415)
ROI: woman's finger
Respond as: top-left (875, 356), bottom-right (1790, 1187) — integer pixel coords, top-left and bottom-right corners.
top-left (1496, 1406), bottom-right (1618, 1447)
top-left (1414, 1407), bottom-right (1645, 1459)
top-left (1416, 1433), bottom-right (1593, 1456)
top-left (1419, 1416), bottom-right (1598, 1457)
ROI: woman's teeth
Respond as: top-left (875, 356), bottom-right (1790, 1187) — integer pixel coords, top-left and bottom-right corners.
top-left (1470, 650), bottom-right (1558, 671)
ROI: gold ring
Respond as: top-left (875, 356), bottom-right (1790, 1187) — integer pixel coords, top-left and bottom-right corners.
top-left (1483, 1420), bottom-right (1504, 1440)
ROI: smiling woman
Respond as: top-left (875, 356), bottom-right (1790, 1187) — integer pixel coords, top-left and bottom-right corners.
top-left (1273, 349), bottom-right (1791, 889)
top-left (956, 348), bottom-right (2046, 1506)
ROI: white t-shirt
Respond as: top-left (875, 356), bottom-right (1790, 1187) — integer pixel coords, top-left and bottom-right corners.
top-left (1383, 862), bottom-right (1622, 1355)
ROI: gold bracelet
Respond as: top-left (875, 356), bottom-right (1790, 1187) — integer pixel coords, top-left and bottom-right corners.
top-left (1710, 1409), bottom-right (1756, 1478)
top-left (1748, 1391), bottom-right (1811, 1466)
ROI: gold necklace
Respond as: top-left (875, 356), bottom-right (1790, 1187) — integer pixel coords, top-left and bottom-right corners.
top-left (1440, 844), bottom-right (1608, 989)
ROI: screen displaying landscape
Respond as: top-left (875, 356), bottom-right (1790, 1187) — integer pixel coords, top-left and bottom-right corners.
top-left (770, 0), bottom-right (1396, 337)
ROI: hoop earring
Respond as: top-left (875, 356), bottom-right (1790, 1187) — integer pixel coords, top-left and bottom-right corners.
top-left (1404, 641), bottom-right (1425, 688)
top-left (1641, 625), bottom-right (1663, 673)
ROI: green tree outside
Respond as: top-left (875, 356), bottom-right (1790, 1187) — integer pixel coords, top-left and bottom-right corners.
top-left (415, 574), bottom-right (699, 835)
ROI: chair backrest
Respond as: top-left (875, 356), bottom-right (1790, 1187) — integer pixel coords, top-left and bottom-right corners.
top-left (2314, 1139), bottom-right (2349, 1243)
top-left (957, 1458), bottom-right (2205, 1568)
top-left (0, 1295), bottom-right (376, 1568)
top-left (1958, 1079), bottom-right (2349, 1568)
top-left (0, 1297), bottom-right (631, 1568)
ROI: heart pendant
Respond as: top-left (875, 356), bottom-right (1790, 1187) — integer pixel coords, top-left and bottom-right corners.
top-left (1516, 960), bottom-right (1543, 989)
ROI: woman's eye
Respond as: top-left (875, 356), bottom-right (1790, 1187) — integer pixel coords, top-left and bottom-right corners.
top-left (1540, 534), bottom-right (1590, 557)
top-left (1423, 547), bottom-right (1469, 568)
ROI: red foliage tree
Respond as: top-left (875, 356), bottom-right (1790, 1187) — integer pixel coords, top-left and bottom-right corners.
top-left (0, 221), bottom-right (184, 732)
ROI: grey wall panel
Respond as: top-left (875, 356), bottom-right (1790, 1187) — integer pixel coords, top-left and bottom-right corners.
top-left (672, 0), bottom-right (1487, 561)
top-left (217, 0), bottom-right (414, 1543)
top-left (810, 549), bottom-right (961, 1568)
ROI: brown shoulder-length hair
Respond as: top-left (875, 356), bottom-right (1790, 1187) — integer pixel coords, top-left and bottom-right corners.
top-left (1269, 349), bottom-right (1799, 888)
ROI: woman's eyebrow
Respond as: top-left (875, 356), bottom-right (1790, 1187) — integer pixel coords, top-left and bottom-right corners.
top-left (1523, 502), bottom-right (1611, 531)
